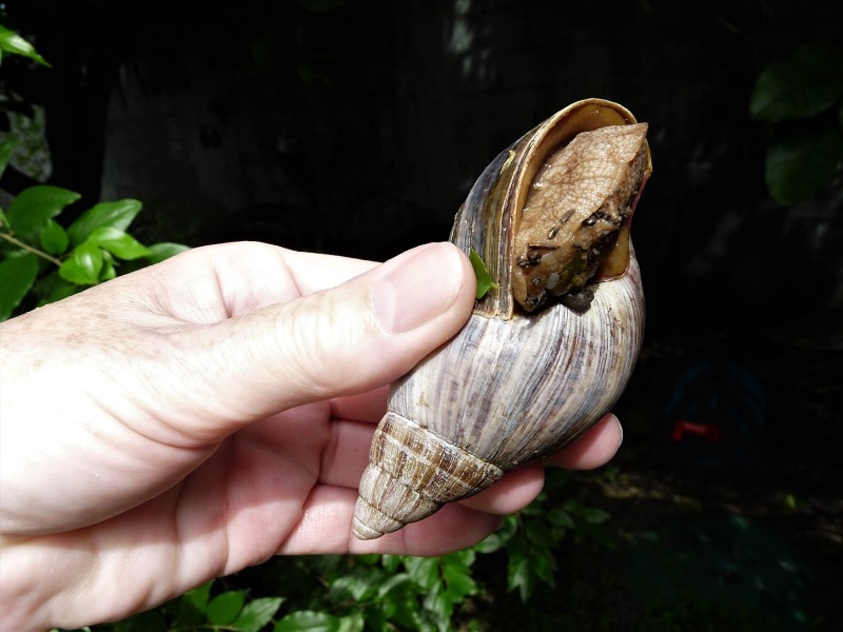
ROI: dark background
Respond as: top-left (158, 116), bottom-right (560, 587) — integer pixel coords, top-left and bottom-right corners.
top-left (2, 0), bottom-right (841, 628)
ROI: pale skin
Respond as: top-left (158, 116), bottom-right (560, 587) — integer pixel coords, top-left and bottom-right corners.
top-left (0, 241), bottom-right (623, 630)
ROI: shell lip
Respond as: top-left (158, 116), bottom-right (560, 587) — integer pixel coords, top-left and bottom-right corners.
top-left (467, 98), bottom-right (651, 320)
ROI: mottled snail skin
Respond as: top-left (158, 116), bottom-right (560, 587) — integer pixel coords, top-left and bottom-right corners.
top-left (512, 123), bottom-right (648, 312)
top-left (352, 99), bottom-right (651, 540)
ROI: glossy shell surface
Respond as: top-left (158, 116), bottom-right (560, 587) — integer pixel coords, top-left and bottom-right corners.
top-left (353, 98), bottom-right (651, 540)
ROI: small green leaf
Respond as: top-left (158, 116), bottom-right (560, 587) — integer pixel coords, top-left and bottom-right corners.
top-left (99, 250), bottom-right (117, 282)
top-left (206, 590), bottom-right (246, 625)
top-left (87, 226), bottom-right (151, 260)
top-left (59, 242), bottom-right (103, 285)
top-left (336, 612), bottom-right (365, 632)
top-left (39, 219), bottom-right (69, 255)
top-left (274, 610), bottom-right (341, 632)
top-left (0, 27), bottom-right (51, 66)
top-left (441, 555), bottom-right (478, 601)
top-left (0, 253), bottom-right (38, 320)
top-left (66, 199), bottom-right (143, 248)
top-left (507, 543), bottom-right (534, 602)
top-left (233, 597), bottom-right (284, 632)
top-left (6, 186), bottom-right (81, 238)
top-left (765, 125), bottom-right (843, 204)
top-left (172, 580), bottom-right (213, 627)
top-left (375, 573), bottom-right (413, 599)
top-left (402, 556), bottom-right (439, 590)
top-left (469, 248), bottom-right (498, 299)
top-left (328, 569), bottom-right (382, 601)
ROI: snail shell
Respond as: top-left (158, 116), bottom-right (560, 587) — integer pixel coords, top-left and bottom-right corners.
top-left (352, 98), bottom-right (651, 540)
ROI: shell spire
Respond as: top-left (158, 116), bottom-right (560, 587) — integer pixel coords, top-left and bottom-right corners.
top-left (353, 98), bottom-right (651, 540)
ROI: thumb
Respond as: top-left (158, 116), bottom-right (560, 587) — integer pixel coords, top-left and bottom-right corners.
top-left (166, 242), bottom-right (476, 437)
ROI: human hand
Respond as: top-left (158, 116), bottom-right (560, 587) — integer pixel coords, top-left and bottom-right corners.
top-left (0, 241), bottom-right (623, 629)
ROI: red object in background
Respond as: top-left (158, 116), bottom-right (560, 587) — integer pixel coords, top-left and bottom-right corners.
top-left (672, 419), bottom-right (721, 443)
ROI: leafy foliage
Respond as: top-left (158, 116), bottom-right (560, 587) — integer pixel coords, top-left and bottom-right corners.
top-left (750, 44), bottom-right (843, 204)
top-left (48, 471), bottom-right (612, 632)
top-left (0, 30), bottom-right (187, 320)
top-left (0, 171), bottom-right (188, 319)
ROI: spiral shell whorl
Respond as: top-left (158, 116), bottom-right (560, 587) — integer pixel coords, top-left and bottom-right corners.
top-left (352, 412), bottom-right (504, 540)
top-left (352, 98), bottom-right (650, 539)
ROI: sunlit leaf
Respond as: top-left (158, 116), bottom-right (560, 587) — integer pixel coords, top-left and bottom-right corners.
top-left (87, 226), bottom-right (151, 260)
top-left (172, 580), bottom-right (213, 627)
top-left (0, 253), bottom-right (38, 320)
top-left (39, 219), bottom-right (69, 256)
top-left (59, 242), bottom-right (103, 285)
top-left (6, 185), bottom-right (81, 238)
top-left (765, 125), bottom-right (843, 204)
top-left (0, 27), bottom-right (51, 66)
top-left (66, 199), bottom-right (143, 248)
top-left (233, 597), bottom-right (284, 632)
top-left (206, 590), bottom-right (246, 625)
top-left (274, 610), bottom-right (341, 632)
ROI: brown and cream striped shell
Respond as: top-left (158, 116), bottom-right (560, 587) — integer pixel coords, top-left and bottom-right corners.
top-left (353, 98), bottom-right (652, 540)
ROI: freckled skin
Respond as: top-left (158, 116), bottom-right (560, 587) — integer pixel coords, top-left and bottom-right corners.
top-left (511, 123), bottom-right (649, 312)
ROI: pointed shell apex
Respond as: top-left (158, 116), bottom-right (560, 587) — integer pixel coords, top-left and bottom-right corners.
top-left (352, 412), bottom-right (504, 538)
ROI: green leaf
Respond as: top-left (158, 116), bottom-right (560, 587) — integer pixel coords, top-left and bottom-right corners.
top-left (172, 580), bottom-right (213, 627)
top-left (274, 610), bottom-right (341, 632)
top-left (423, 583), bottom-right (454, 624)
top-left (0, 138), bottom-right (16, 179)
top-left (87, 226), bottom-right (151, 260)
top-left (375, 573), bottom-right (413, 599)
top-left (469, 248), bottom-right (498, 299)
top-left (765, 126), bottom-right (843, 204)
top-left (328, 569), bottom-right (382, 601)
top-left (66, 199), bottom-right (143, 248)
top-left (206, 590), bottom-right (247, 625)
top-left (0, 253), bottom-right (38, 320)
top-left (99, 250), bottom-right (117, 282)
top-left (39, 219), bottom-right (69, 256)
top-left (403, 556), bottom-right (439, 591)
top-left (59, 242), bottom-right (103, 285)
top-left (750, 44), bottom-right (843, 122)
top-left (336, 612), bottom-right (365, 632)
top-left (233, 597), bottom-right (284, 632)
top-left (6, 186), bottom-right (81, 238)
top-left (441, 555), bottom-right (478, 601)
top-left (0, 27), bottom-right (51, 66)
top-left (507, 543), bottom-right (534, 602)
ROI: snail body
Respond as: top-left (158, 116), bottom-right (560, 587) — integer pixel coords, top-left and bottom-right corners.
top-left (353, 99), bottom-right (651, 540)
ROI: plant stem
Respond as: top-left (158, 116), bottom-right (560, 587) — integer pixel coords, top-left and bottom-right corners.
top-left (0, 230), bottom-right (62, 266)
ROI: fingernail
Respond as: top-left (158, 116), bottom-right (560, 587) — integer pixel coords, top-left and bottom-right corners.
top-left (374, 243), bottom-right (465, 333)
